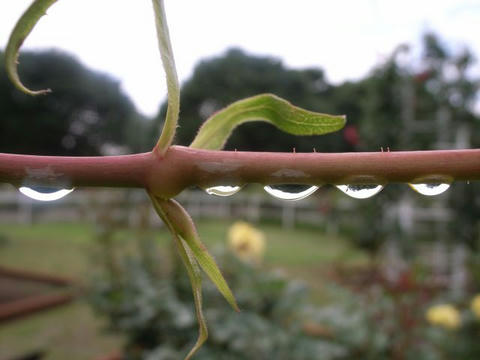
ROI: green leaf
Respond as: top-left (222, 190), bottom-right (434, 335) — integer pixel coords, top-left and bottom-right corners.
top-left (153, 196), bottom-right (239, 312)
top-left (177, 240), bottom-right (208, 360)
top-left (151, 0), bottom-right (180, 155)
top-left (190, 93), bottom-right (346, 150)
top-left (5, 0), bottom-right (58, 95)
top-left (150, 196), bottom-right (207, 360)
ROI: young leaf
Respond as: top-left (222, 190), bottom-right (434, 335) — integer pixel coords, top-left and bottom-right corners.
top-left (5, 0), bottom-right (58, 95)
top-left (190, 93), bottom-right (346, 150)
top-left (151, 0), bottom-right (180, 155)
top-left (153, 197), bottom-right (239, 312)
top-left (150, 196), bottom-right (207, 360)
top-left (176, 239), bottom-right (208, 360)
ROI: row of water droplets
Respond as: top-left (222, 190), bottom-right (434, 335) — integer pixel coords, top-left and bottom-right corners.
top-left (206, 182), bottom-right (451, 201)
top-left (17, 182), bottom-right (450, 202)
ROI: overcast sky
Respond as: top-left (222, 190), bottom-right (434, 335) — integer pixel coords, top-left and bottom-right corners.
top-left (1, 1), bottom-right (479, 116)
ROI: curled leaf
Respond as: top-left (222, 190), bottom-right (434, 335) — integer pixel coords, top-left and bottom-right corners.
top-left (5, 0), bottom-right (58, 95)
top-left (150, 195), bottom-right (239, 359)
top-left (151, 196), bottom-right (207, 360)
top-left (152, 196), bottom-right (239, 312)
top-left (190, 93), bottom-right (346, 150)
top-left (176, 239), bottom-right (208, 360)
top-left (151, 0), bottom-right (180, 155)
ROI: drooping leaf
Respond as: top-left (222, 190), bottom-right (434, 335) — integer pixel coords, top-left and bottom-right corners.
top-left (190, 93), bottom-right (346, 150)
top-left (151, 0), bottom-right (180, 155)
top-left (150, 196), bottom-right (207, 360)
top-left (153, 196), bottom-right (239, 312)
top-left (176, 240), bottom-right (208, 360)
top-left (5, 0), bottom-right (58, 95)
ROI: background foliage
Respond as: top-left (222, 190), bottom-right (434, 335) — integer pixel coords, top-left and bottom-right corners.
top-left (0, 50), bottom-right (148, 155)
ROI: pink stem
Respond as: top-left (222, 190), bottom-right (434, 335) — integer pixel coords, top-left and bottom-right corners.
top-left (0, 152), bottom-right (153, 188)
top-left (1, 146), bottom-right (479, 197)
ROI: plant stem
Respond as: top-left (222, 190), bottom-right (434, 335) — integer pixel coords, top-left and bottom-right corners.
top-left (0, 152), bottom-right (152, 188)
top-left (0, 147), bottom-right (479, 197)
top-left (151, 0), bottom-right (180, 155)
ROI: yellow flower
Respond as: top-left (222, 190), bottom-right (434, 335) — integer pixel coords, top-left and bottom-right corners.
top-left (228, 221), bottom-right (265, 264)
top-left (426, 304), bottom-right (461, 330)
top-left (470, 295), bottom-right (480, 319)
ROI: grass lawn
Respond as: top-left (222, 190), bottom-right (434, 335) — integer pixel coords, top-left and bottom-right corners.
top-left (0, 219), bottom-right (366, 359)
top-left (0, 301), bottom-right (121, 360)
top-left (197, 220), bottom-right (367, 267)
top-left (0, 222), bottom-right (124, 360)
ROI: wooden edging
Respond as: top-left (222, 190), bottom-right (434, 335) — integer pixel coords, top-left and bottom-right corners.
top-left (0, 292), bottom-right (76, 323)
top-left (0, 266), bottom-right (77, 323)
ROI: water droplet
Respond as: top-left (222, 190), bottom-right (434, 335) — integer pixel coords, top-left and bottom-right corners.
top-left (264, 184), bottom-right (319, 201)
top-left (409, 183), bottom-right (450, 196)
top-left (336, 184), bottom-right (384, 199)
top-left (205, 185), bottom-right (242, 197)
top-left (19, 186), bottom-right (74, 202)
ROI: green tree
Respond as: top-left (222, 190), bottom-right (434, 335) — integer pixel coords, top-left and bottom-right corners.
top-left (0, 50), bottom-right (146, 155)
top-left (153, 48), bottom-right (351, 152)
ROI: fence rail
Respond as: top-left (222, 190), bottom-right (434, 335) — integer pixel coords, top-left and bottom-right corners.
top-left (0, 186), bottom-right (454, 234)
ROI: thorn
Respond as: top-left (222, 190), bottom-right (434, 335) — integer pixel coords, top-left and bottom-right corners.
top-left (381, 147), bottom-right (384, 152)
top-left (313, 148), bottom-right (317, 153)
top-left (387, 147), bottom-right (391, 152)
top-left (234, 148), bottom-right (237, 152)
top-left (293, 147), bottom-right (296, 153)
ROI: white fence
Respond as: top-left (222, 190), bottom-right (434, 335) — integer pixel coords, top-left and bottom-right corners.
top-left (0, 185), bottom-right (454, 233)
top-left (0, 186), bottom-right (333, 229)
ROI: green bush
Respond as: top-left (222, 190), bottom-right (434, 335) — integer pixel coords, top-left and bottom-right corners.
top-left (88, 235), bottom-right (347, 360)
top-left (88, 227), bottom-right (480, 360)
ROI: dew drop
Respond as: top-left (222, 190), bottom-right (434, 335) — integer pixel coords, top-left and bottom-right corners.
top-left (205, 185), bottom-right (242, 197)
top-left (19, 186), bottom-right (74, 202)
top-left (336, 184), bottom-right (384, 199)
top-left (264, 184), bottom-right (319, 201)
top-left (409, 183), bottom-right (450, 196)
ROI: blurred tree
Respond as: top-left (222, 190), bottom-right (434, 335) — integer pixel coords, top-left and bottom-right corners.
top-left (358, 47), bottom-right (406, 151)
top-left (418, 34), bottom-right (480, 251)
top-left (331, 33), bottom-right (479, 255)
top-left (0, 50), bottom-right (147, 155)
top-left (415, 33), bottom-right (479, 149)
top-left (354, 34), bottom-right (479, 152)
top-left (152, 48), bottom-right (354, 152)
